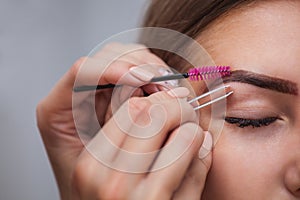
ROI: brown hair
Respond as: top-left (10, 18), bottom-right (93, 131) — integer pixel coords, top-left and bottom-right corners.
top-left (141, 0), bottom-right (256, 72)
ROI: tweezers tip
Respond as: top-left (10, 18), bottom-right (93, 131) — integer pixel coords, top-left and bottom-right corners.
top-left (227, 91), bottom-right (234, 95)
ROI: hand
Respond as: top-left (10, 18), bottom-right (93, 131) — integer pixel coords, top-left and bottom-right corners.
top-left (72, 88), bottom-right (212, 200)
top-left (36, 43), bottom-right (171, 199)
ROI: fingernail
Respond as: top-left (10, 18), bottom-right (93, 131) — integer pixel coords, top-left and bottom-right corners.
top-left (198, 131), bottom-right (213, 159)
top-left (158, 68), bottom-right (179, 87)
top-left (130, 67), bottom-right (155, 82)
top-left (167, 87), bottom-right (190, 98)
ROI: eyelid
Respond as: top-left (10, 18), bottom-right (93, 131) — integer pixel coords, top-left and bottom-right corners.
top-left (225, 108), bottom-right (284, 119)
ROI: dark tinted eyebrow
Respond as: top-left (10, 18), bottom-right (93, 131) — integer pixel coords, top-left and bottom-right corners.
top-left (213, 70), bottom-right (298, 95)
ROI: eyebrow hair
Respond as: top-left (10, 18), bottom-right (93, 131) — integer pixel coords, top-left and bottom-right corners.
top-left (214, 70), bottom-right (298, 95)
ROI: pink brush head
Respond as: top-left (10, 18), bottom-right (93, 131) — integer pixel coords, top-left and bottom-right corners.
top-left (187, 66), bottom-right (231, 81)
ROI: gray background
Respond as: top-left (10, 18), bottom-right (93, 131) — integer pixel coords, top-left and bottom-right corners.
top-left (0, 1), bottom-right (148, 199)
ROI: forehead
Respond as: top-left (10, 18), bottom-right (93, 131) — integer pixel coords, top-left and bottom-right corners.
top-left (198, 1), bottom-right (300, 86)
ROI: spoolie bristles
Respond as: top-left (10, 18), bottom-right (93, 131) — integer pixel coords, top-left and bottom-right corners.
top-left (188, 66), bottom-right (231, 81)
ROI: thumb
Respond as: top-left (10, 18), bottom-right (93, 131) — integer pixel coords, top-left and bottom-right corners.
top-left (197, 131), bottom-right (213, 192)
top-left (173, 131), bottom-right (213, 200)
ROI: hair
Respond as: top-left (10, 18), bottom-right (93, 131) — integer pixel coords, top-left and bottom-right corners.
top-left (141, 0), bottom-right (256, 72)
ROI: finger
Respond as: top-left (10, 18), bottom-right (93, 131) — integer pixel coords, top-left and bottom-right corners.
top-left (72, 58), bottom-right (153, 136)
top-left (73, 57), bottom-right (154, 86)
top-left (114, 88), bottom-right (196, 173)
top-left (119, 87), bottom-right (196, 153)
top-left (93, 43), bottom-right (179, 95)
top-left (140, 67), bottom-right (180, 95)
top-left (87, 90), bottom-right (159, 165)
top-left (75, 97), bottom-right (151, 198)
top-left (95, 90), bottom-right (113, 126)
top-left (93, 43), bottom-right (171, 82)
top-left (143, 122), bottom-right (204, 199)
top-left (102, 87), bottom-right (144, 124)
top-left (115, 88), bottom-right (197, 153)
top-left (173, 131), bottom-right (213, 200)
top-left (75, 43), bottom-right (173, 93)
top-left (79, 96), bottom-right (158, 198)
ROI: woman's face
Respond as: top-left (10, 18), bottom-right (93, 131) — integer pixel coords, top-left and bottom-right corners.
top-left (198, 1), bottom-right (300, 199)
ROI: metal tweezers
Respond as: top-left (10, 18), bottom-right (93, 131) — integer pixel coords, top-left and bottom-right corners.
top-left (188, 85), bottom-right (233, 110)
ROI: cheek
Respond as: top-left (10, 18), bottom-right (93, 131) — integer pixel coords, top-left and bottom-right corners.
top-left (203, 131), bottom-right (284, 199)
top-left (206, 134), bottom-right (257, 197)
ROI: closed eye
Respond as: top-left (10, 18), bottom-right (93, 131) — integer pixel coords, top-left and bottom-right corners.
top-left (224, 117), bottom-right (280, 128)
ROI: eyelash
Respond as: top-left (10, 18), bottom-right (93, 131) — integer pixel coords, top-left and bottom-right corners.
top-left (224, 117), bottom-right (279, 128)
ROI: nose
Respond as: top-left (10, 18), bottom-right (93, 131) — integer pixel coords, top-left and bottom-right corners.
top-left (284, 163), bottom-right (300, 197)
top-left (283, 126), bottom-right (300, 197)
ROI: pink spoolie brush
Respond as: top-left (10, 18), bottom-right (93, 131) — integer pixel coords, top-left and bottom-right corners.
top-left (73, 66), bottom-right (231, 92)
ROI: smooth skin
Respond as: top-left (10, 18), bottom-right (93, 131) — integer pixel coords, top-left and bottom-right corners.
top-left (37, 43), bottom-right (212, 200)
top-left (199, 1), bottom-right (300, 199)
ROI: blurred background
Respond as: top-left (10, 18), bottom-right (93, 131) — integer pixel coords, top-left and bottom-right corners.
top-left (0, 0), bottom-right (148, 199)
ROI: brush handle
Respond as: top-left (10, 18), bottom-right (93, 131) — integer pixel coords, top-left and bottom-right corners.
top-left (73, 84), bottom-right (117, 92)
top-left (150, 73), bottom-right (189, 82)
top-left (73, 66), bottom-right (231, 92)
top-left (73, 73), bottom-right (189, 92)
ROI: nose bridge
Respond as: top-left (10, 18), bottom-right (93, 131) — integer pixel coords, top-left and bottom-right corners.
top-left (291, 120), bottom-right (300, 164)
top-left (292, 100), bottom-right (300, 146)
top-left (291, 136), bottom-right (300, 171)
top-left (288, 114), bottom-right (300, 195)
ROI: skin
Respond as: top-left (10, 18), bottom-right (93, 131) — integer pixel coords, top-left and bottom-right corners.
top-left (36, 1), bottom-right (300, 199)
top-left (36, 43), bottom-right (212, 200)
top-left (198, 1), bottom-right (300, 199)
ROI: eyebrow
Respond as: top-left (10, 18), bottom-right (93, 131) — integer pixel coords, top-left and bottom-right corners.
top-left (213, 70), bottom-right (298, 95)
